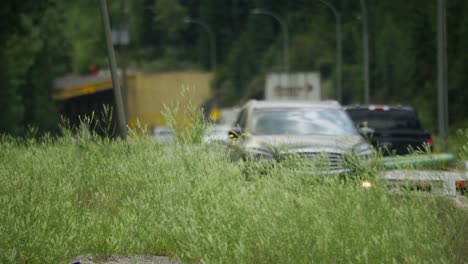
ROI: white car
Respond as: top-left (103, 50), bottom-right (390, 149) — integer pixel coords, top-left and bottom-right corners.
top-left (228, 100), bottom-right (375, 174)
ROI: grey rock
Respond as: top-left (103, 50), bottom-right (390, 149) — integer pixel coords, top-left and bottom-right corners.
top-left (70, 255), bottom-right (181, 264)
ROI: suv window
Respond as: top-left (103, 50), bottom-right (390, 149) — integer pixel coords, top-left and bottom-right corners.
top-left (346, 109), bottom-right (422, 130)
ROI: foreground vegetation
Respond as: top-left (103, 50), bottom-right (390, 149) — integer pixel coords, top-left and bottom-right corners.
top-left (0, 126), bottom-right (467, 264)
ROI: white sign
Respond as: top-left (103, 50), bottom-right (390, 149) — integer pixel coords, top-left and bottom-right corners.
top-left (265, 72), bottom-right (321, 101)
top-left (111, 29), bottom-right (129, 46)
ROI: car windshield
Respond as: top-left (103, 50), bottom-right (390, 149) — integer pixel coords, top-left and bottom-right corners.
top-left (250, 108), bottom-right (356, 136)
top-left (346, 109), bottom-right (421, 130)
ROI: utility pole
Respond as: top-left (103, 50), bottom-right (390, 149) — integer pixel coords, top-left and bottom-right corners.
top-left (360, 0), bottom-right (370, 104)
top-left (99, 0), bottom-right (127, 138)
top-left (119, 0), bottom-right (128, 123)
top-left (437, 0), bottom-right (448, 151)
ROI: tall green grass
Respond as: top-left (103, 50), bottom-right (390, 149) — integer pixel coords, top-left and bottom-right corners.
top-left (453, 128), bottom-right (468, 160)
top-left (0, 122), bottom-right (467, 263)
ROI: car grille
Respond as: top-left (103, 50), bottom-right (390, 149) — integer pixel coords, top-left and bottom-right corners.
top-left (282, 152), bottom-right (347, 174)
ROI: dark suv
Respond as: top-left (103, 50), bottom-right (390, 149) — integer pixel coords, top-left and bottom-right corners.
top-left (344, 105), bottom-right (433, 156)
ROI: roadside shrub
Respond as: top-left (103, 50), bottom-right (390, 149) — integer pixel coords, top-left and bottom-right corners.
top-left (456, 129), bottom-right (468, 160)
top-left (162, 87), bottom-right (208, 145)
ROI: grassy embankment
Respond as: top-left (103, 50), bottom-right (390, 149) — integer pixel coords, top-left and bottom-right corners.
top-left (1, 111), bottom-right (467, 263)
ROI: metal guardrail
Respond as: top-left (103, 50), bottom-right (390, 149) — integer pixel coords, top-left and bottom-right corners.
top-left (381, 153), bottom-right (456, 170)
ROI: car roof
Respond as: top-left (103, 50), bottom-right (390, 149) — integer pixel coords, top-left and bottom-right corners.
top-left (245, 100), bottom-right (342, 110)
top-left (344, 104), bottom-right (415, 111)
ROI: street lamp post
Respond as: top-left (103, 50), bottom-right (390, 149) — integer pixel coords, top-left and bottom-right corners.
top-left (360, 0), bottom-right (370, 104)
top-left (437, 0), bottom-right (448, 151)
top-left (317, 0), bottom-right (343, 103)
top-left (251, 8), bottom-right (289, 76)
top-left (184, 17), bottom-right (217, 72)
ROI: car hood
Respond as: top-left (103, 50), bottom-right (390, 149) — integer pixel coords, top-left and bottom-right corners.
top-left (246, 134), bottom-right (365, 154)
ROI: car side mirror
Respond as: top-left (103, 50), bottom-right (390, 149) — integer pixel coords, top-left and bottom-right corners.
top-left (358, 127), bottom-right (375, 139)
top-left (228, 127), bottom-right (242, 139)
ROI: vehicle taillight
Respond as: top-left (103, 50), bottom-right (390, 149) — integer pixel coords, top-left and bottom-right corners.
top-left (425, 137), bottom-right (433, 145)
top-left (456, 181), bottom-right (467, 195)
top-left (369, 105), bottom-right (387, 111)
top-left (423, 137), bottom-right (434, 153)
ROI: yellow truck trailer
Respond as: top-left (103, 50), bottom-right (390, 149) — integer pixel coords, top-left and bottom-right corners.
top-left (53, 71), bottom-right (213, 132)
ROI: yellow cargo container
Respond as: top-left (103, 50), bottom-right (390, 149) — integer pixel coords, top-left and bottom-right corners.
top-left (53, 71), bottom-right (213, 132)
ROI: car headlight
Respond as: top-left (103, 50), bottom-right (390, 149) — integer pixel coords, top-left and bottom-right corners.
top-left (361, 180), bottom-right (372, 188)
top-left (245, 146), bottom-right (274, 161)
top-left (353, 143), bottom-right (375, 158)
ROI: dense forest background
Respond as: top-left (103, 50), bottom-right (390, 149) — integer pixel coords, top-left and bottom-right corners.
top-left (0, 0), bottom-right (467, 135)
